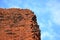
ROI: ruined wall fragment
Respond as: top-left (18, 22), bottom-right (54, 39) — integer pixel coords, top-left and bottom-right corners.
top-left (0, 8), bottom-right (41, 40)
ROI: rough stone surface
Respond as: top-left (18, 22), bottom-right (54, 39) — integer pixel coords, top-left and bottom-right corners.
top-left (0, 8), bottom-right (41, 40)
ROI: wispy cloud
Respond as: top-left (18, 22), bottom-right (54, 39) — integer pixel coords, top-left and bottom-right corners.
top-left (46, 0), bottom-right (60, 25)
top-left (41, 0), bottom-right (60, 40)
top-left (41, 31), bottom-right (55, 40)
top-left (40, 19), bottom-right (55, 40)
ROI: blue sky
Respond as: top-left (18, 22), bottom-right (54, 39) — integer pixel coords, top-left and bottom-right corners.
top-left (0, 0), bottom-right (60, 40)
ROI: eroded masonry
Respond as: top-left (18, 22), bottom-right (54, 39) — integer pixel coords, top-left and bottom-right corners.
top-left (0, 8), bottom-right (41, 40)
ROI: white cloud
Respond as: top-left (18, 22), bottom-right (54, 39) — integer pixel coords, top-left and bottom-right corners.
top-left (38, 0), bottom-right (60, 40)
top-left (8, 6), bottom-right (20, 8)
top-left (46, 0), bottom-right (60, 25)
top-left (51, 11), bottom-right (60, 25)
top-left (39, 19), bottom-right (56, 40)
top-left (38, 19), bottom-right (54, 40)
top-left (40, 1), bottom-right (60, 40)
top-left (41, 31), bottom-right (55, 40)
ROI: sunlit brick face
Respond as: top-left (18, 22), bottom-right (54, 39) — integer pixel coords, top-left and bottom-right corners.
top-left (0, 8), bottom-right (40, 40)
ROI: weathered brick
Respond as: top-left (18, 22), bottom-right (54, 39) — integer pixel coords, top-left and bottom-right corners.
top-left (0, 8), bottom-right (41, 40)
